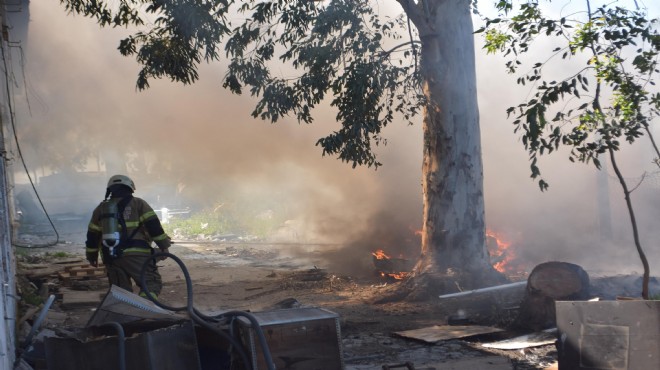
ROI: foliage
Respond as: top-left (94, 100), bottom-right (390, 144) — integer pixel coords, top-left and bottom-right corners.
top-left (477, 1), bottom-right (660, 190)
top-left (60, 0), bottom-right (424, 168)
top-left (164, 205), bottom-right (286, 239)
top-left (479, 1), bottom-right (658, 299)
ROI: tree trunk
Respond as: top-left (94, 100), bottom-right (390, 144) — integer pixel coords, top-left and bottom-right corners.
top-left (403, 0), bottom-right (504, 299)
top-left (511, 262), bottom-right (590, 332)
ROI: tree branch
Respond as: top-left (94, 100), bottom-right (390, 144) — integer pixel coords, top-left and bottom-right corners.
top-left (380, 40), bottom-right (422, 57)
top-left (396, 0), bottom-right (429, 34)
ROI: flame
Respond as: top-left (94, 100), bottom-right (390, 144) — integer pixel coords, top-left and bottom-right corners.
top-left (486, 229), bottom-right (515, 273)
top-left (386, 272), bottom-right (411, 280)
top-left (372, 249), bottom-right (390, 260)
top-left (371, 249), bottom-right (412, 280)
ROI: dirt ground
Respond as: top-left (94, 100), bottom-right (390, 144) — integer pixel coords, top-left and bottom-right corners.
top-left (19, 241), bottom-right (561, 370)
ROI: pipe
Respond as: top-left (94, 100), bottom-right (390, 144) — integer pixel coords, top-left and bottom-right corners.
top-left (438, 281), bottom-right (527, 299)
top-left (100, 322), bottom-right (126, 370)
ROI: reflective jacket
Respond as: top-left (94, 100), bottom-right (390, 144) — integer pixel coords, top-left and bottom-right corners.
top-left (85, 196), bottom-right (171, 256)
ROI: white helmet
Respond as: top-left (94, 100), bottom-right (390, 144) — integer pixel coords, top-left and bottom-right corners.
top-left (107, 174), bottom-right (136, 191)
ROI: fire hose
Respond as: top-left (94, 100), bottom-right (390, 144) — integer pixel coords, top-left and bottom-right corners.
top-left (139, 252), bottom-right (276, 370)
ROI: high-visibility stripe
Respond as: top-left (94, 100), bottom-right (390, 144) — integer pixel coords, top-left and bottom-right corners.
top-left (122, 248), bottom-right (152, 254)
top-left (139, 211), bottom-right (157, 223)
top-left (85, 247), bottom-right (99, 253)
top-left (123, 221), bottom-right (140, 228)
top-left (88, 223), bottom-right (102, 232)
top-left (152, 234), bottom-right (168, 241)
top-left (139, 291), bottom-right (158, 300)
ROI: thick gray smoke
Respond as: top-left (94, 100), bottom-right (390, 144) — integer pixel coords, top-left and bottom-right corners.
top-left (7, 1), bottom-right (659, 277)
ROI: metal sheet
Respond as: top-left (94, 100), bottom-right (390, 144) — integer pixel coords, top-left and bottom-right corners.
top-left (556, 300), bottom-right (660, 370)
top-left (393, 325), bottom-right (504, 343)
top-left (236, 306), bottom-right (339, 327)
top-left (87, 285), bottom-right (179, 327)
top-left (45, 321), bottom-right (201, 370)
top-left (482, 328), bottom-right (557, 350)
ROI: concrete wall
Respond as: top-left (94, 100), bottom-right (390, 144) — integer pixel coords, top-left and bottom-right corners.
top-left (0, 0), bottom-right (29, 367)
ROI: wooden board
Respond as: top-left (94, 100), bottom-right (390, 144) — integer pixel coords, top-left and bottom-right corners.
top-left (393, 325), bottom-right (504, 343)
top-left (60, 288), bottom-right (104, 308)
top-left (58, 266), bottom-right (106, 286)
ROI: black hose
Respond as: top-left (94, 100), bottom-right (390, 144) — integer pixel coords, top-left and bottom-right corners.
top-left (139, 252), bottom-right (276, 370)
top-left (100, 322), bottom-right (126, 370)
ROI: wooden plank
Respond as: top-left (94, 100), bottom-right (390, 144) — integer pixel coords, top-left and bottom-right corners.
top-left (20, 265), bottom-right (66, 279)
top-left (59, 270), bottom-right (106, 279)
top-left (60, 288), bottom-right (104, 309)
top-left (393, 325), bottom-right (504, 344)
top-left (58, 269), bottom-right (106, 287)
top-left (44, 311), bottom-right (68, 326)
top-left (20, 262), bottom-right (103, 280)
top-left (68, 266), bottom-right (105, 276)
top-left (65, 263), bottom-right (104, 272)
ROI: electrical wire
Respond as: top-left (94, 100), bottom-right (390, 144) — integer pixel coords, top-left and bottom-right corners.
top-left (139, 252), bottom-right (276, 370)
top-left (0, 41), bottom-right (59, 248)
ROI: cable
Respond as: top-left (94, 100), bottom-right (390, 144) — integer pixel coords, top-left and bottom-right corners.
top-left (139, 252), bottom-right (276, 370)
top-left (0, 41), bottom-right (59, 248)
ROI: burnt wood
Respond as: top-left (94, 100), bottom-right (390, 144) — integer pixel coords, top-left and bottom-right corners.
top-left (511, 261), bottom-right (590, 332)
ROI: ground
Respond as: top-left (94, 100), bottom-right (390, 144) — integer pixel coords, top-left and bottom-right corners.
top-left (17, 241), bottom-right (561, 370)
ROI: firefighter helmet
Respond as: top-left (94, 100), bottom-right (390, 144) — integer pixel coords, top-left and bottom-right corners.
top-left (107, 174), bottom-right (136, 191)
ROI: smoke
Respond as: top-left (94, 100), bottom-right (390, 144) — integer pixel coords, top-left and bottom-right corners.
top-left (8, 1), bottom-right (658, 277)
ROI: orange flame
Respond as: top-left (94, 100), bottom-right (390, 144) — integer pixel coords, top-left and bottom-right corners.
top-left (372, 249), bottom-right (412, 280)
top-left (372, 249), bottom-right (390, 260)
top-left (386, 272), bottom-right (411, 280)
top-left (486, 229), bottom-right (515, 273)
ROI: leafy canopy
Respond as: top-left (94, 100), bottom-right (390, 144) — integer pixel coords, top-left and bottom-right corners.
top-left (61, 0), bottom-right (424, 168)
top-left (477, 1), bottom-right (660, 190)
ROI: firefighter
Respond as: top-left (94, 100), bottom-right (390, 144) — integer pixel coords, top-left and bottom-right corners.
top-left (85, 174), bottom-right (171, 299)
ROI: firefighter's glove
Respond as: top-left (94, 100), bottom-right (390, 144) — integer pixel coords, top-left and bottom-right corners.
top-left (86, 252), bottom-right (98, 267)
top-left (157, 247), bottom-right (169, 262)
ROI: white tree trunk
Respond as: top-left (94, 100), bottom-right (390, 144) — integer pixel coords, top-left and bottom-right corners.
top-left (411, 0), bottom-right (493, 285)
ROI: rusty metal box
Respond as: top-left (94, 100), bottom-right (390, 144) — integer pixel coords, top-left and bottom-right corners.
top-left (236, 307), bottom-right (344, 370)
top-left (556, 300), bottom-right (660, 370)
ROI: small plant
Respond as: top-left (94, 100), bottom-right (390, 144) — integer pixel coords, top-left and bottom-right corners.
top-left (44, 251), bottom-right (73, 259)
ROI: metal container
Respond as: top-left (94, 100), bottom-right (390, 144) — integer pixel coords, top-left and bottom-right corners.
top-left (235, 307), bottom-right (344, 370)
top-left (556, 300), bottom-right (660, 370)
